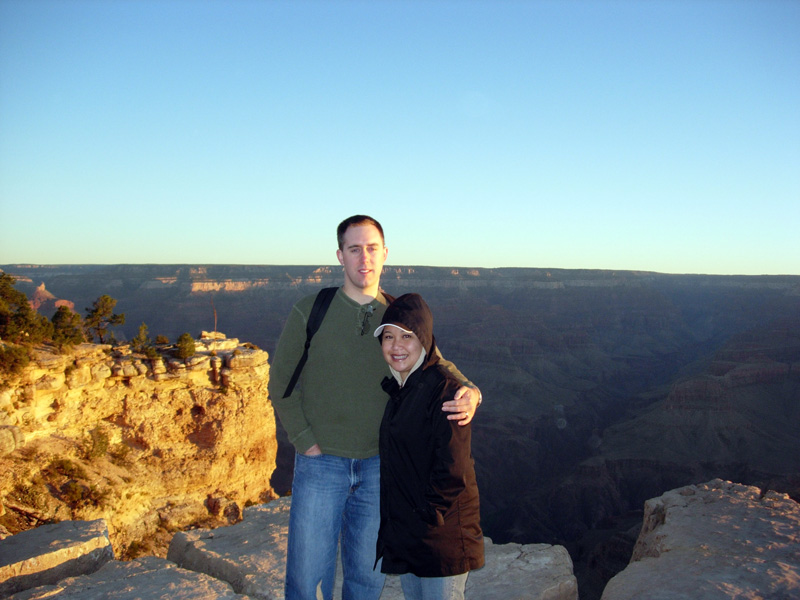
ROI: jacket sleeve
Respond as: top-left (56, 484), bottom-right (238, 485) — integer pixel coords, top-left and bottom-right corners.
top-left (268, 300), bottom-right (317, 454)
top-left (423, 382), bottom-right (473, 523)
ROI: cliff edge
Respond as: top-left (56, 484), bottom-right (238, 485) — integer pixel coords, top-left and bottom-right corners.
top-left (1, 480), bottom-right (796, 599)
top-left (602, 479), bottom-right (800, 599)
top-left (0, 334), bottom-right (278, 557)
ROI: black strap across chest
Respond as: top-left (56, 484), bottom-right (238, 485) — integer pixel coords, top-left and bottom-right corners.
top-left (282, 286), bottom-right (338, 398)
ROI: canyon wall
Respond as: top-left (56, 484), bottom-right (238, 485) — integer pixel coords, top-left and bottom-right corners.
top-left (0, 334), bottom-right (278, 557)
top-left (4, 263), bottom-right (800, 599)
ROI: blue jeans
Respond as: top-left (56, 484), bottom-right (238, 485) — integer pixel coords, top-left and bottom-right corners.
top-left (400, 573), bottom-right (468, 600)
top-left (285, 452), bottom-right (385, 600)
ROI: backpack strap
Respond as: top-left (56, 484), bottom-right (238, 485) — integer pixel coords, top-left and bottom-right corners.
top-left (282, 286), bottom-right (339, 398)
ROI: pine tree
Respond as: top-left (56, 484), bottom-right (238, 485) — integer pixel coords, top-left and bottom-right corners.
top-left (84, 295), bottom-right (125, 344)
top-left (52, 306), bottom-right (85, 349)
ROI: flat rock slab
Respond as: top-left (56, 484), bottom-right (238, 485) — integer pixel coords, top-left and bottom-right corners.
top-left (5, 556), bottom-right (254, 600)
top-left (601, 479), bottom-right (800, 600)
top-left (467, 540), bottom-right (578, 600)
top-left (167, 499), bottom-right (291, 600)
top-left (0, 519), bottom-right (114, 597)
top-left (168, 496), bottom-right (577, 600)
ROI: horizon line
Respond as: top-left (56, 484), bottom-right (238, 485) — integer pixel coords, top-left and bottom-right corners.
top-left (2, 263), bottom-right (799, 279)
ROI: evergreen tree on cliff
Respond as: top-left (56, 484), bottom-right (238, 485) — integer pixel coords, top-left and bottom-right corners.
top-left (130, 322), bottom-right (152, 354)
top-left (84, 295), bottom-right (125, 344)
top-left (175, 332), bottom-right (195, 359)
top-left (51, 305), bottom-right (85, 349)
top-left (0, 273), bottom-right (53, 344)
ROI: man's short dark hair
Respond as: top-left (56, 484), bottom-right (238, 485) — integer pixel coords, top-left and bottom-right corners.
top-left (337, 215), bottom-right (385, 250)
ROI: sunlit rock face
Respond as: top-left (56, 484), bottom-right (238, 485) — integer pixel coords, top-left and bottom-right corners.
top-left (601, 479), bottom-right (800, 600)
top-left (0, 334), bottom-right (278, 558)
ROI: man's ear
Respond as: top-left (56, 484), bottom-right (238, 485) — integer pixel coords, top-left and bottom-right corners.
top-left (336, 249), bottom-right (344, 265)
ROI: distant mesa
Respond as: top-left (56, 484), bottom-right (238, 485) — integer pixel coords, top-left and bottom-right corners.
top-left (29, 283), bottom-right (74, 313)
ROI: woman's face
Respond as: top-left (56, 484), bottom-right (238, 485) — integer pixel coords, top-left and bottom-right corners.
top-left (381, 325), bottom-right (423, 379)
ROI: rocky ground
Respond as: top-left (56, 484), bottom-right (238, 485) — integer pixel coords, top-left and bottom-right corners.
top-left (2, 480), bottom-right (797, 599)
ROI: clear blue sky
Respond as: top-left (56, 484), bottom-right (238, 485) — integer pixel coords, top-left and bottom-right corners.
top-left (1, 0), bottom-right (798, 275)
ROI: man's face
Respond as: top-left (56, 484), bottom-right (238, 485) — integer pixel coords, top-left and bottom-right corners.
top-left (336, 224), bottom-right (388, 292)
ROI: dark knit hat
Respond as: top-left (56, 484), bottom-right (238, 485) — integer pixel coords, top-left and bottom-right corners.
top-left (373, 293), bottom-right (435, 356)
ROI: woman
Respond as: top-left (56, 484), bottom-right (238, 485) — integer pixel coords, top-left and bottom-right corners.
top-left (373, 293), bottom-right (484, 600)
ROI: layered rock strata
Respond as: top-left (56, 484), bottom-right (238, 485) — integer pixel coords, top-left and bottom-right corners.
top-left (0, 334), bottom-right (278, 557)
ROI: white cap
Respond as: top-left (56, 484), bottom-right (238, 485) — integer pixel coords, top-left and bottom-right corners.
top-left (373, 323), bottom-right (413, 338)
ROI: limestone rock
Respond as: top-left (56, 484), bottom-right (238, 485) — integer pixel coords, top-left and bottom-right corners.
top-left (0, 337), bottom-right (278, 558)
top-left (167, 499), bottom-right (290, 600)
top-left (0, 426), bottom-right (23, 457)
top-left (168, 496), bottom-right (578, 600)
top-left (0, 519), bottom-right (114, 597)
top-left (601, 479), bottom-right (800, 600)
top-left (467, 539), bottom-right (578, 599)
top-left (5, 556), bottom-right (254, 599)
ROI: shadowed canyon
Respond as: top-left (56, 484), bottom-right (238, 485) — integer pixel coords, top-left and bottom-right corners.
top-left (4, 264), bottom-right (800, 598)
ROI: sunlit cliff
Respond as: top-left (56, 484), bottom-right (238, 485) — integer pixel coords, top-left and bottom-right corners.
top-left (0, 334), bottom-right (277, 558)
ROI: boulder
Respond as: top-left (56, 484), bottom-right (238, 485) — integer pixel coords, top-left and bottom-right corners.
top-left (601, 479), bottom-right (800, 600)
top-left (5, 556), bottom-right (254, 599)
top-left (0, 425), bottom-right (23, 457)
top-left (0, 519), bottom-right (114, 597)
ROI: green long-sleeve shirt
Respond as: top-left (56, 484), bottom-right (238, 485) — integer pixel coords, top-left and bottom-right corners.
top-left (269, 287), bottom-right (470, 458)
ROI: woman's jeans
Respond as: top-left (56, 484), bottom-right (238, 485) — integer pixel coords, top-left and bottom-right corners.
top-left (400, 572), bottom-right (468, 600)
top-left (285, 452), bottom-right (385, 600)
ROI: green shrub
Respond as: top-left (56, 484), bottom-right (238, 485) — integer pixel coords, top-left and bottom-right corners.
top-left (130, 322), bottom-right (151, 354)
top-left (176, 333), bottom-right (195, 359)
top-left (0, 273), bottom-right (53, 344)
top-left (11, 483), bottom-right (47, 510)
top-left (60, 480), bottom-right (110, 509)
top-left (47, 457), bottom-right (89, 480)
top-left (61, 480), bottom-right (87, 505)
top-left (0, 343), bottom-right (31, 381)
top-left (86, 427), bottom-right (109, 460)
top-left (109, 442), bottom-right (132, 465)
top-left (51, 306), bottom-right (84, 349)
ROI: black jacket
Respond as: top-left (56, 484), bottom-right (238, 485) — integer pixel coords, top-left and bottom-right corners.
top-left (376, 362), bottom-right (484, 577)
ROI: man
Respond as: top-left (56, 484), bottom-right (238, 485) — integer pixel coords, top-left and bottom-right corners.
top-left (269, 215), bottom-right (482, 600)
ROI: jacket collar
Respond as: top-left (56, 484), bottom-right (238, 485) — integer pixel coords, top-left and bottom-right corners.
top-left (389, 349), bottom-right (427, 387)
